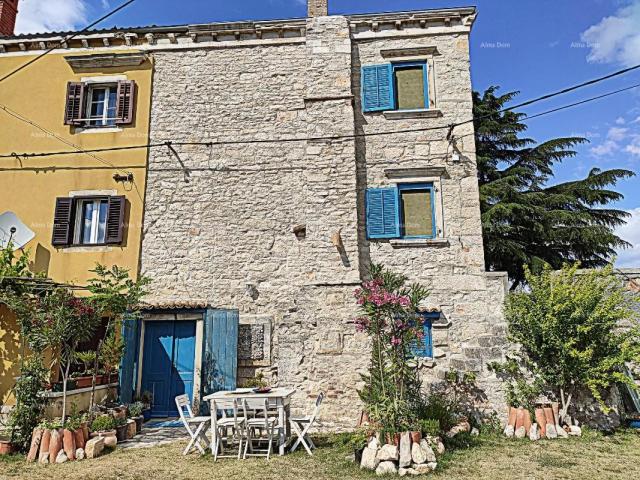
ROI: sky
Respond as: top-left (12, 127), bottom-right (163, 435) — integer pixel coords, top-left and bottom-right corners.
top-left (12, 0), bottom-right (640, 267)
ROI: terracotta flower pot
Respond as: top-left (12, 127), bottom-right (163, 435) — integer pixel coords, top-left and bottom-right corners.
top-left (82, 422), bottom-right (89, 442)
top-left (62, 429), bottom-right (76, 460)
top-left (515, 408), bottom-right (525, 430)
top-left (74, 428), bottom-right (85, 450)
top-left (543, 407), bottom-right (555, 426)
top-left (410, 431), bottom-right (422, 444)
top-left (49, 429), bottom-right (62, 464)
top-left (384, 432), bottom-right (401, 446)
top-left (74, 376), bottom-right (94, 389)
top-left (39, 429), bottom-right (51, 463)
top-left (507, 407), bottom-right (518, 427)
top-left (551, 402), bottom-right (560, 426)
top-left (134, 416), bottom-right (144, 433)
top-left (0, 440), bottom-right (14, 456)
top-left (523, 410), bottom-right (533, 435)
top-left (534, 408), bottom-right (547, 437)
top-left (116, 424), bottom-right (128, 442)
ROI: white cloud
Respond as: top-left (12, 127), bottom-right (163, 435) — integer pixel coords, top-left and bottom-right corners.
top-left (15, 0), bottom-right (87, 34)
top-left (590, 125), bottom-right (632, 156)
top-left (582, 0), bottom-right (640, 67)
top-left (608, 126), bottom-right (629, 141)
top-left (616, 117), bottom-right (626, 125)
top-left (616, 207), bottom-right (640, 267)
top-left (626, 139), bottom-right (640, 156)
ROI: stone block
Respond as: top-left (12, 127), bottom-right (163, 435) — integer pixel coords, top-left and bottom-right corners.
top-left (376, 444), bottom-right (398, 462)
top-left (85, 437), bottom-right (105, 459)
top-left (398, 431), bottom-right (411, 467)
top-left (411, 442), bottom-right (427, 464)
top-left (360, 446), bottom-right (380, 470)
top-left (375, 461), bottom-right (397, 476)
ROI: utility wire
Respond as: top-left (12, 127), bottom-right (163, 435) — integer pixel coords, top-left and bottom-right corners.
top-left (0, 0), bottom-right (137, 84)
top-left (2, 80), bottom-right (639, 161)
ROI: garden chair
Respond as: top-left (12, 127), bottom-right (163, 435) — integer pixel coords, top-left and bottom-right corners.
top-left (175, 394), bottom-right (211, 456)
top-left (241, 397), bottom-right (278, 460)
top-left (289, 392), bottom-right (324, 455)
top-left (211, 398), bottom-right (245, 461)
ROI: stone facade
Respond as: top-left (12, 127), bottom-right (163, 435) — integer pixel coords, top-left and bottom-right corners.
top-left (140, 7), bottom-right (509, 428)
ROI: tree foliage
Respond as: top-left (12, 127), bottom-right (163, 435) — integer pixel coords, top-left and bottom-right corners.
top-left (497, 263), bottom-right (640, 418)
top-left (474, 87), bottom-right (635, 288)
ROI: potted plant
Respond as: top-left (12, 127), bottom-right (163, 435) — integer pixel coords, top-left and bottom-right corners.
top-left (0, 433), bottom-right (14, 456)
top-left (90, 415), bottom-right (117, 438)
top-left (72, 351), bottom-right (97, 389)
top-left (140, 391), bottom-right (153, 421)
top-left (128, 402), bottom-right (145, 433)
top-left (115, 417), bottom-right (128, 442)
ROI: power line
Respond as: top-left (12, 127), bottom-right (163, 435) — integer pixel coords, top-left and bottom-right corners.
top-left (2, 80), bottom-right (639, 161)
top-left (0, 0), bottom-right (137, 84)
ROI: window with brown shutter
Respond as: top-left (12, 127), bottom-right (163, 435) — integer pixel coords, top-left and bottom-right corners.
top-left (64, 82), bottom-right (85, 125)
top-left (52, 197), bottom-right (75, 246)
top-left (115, 80), bottom-right (136, 125)
top-left (105, 196), bottom-right (126, 244)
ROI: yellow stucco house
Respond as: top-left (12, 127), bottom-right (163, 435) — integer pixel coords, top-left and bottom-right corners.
top-left (0, 29), bottom-right (153, 409)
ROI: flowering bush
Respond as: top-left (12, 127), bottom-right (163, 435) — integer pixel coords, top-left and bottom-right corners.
top-left (355, 264), bottom-right (430, 433)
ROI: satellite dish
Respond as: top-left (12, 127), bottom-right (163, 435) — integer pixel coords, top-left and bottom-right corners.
top-left (0, 211), bottom-right (35, 250)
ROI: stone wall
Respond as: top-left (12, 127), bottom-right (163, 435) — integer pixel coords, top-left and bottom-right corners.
top-left (141, 11), bottom-right (508, 428)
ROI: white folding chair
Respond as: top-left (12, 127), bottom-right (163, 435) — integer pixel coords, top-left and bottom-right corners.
top-left (211, 398), bottom-right (245, 461)
top-left (175, 394), bottom-right (211, 455)
top-left (289, 392), bottom-right (323, 455)
top-left (242, 397), bottom-right (278, 460)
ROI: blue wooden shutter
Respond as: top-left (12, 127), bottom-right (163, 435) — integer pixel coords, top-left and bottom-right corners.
top-left (366, 187), bottom-right (400, 239)
top-left (119, 315), bottom-right (140, 404)
top-left (362, 64), bottom-right (395, 112)
top-left (201, 308), bottom-right (239, 413)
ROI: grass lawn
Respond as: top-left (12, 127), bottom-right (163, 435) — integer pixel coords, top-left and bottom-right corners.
top-left (1, 430), bottom-right (639, 480)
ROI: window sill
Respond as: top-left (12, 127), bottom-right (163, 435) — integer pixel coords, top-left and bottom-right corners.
top-left (383, 109), bottom-right (443, 120)
top-left (76, 126), bottom-right (124, 134)
top-left (389, 238), bottom-right (449, 248)
top-left (59, 245), bottom-right (115, 253)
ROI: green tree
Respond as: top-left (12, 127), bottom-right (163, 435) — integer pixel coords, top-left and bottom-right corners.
top-left (502, 263), bottom-right (640, 422)
top-left (474, 87), bottom-right (634, 288)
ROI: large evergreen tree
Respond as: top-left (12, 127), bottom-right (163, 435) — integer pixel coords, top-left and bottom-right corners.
top-left (474, 87), bottom-right (634, 288)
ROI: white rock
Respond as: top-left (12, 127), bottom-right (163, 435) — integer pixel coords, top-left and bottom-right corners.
top-left (368, 437), bottom-right (379, 450)
top-left (557, 426), bottom-right (569, 438)
top-left (412, 463), bottom-right (433, 474)
top-left (529, 423), bottom-right (540, 441)
top-left (427, 462), bottom-right (438, 471)
top-left (411, 442), bottom-right (427, 464)
top-left (436, 440), bottom-right (445, 455)
top-left (419, 439), bottom-right (437, 463)
top-left (569, 426), bottom-right (582, 437)
top-left (471, 427), bottom-right (480, 436)
top-left (546, 424), bottom-right (558, 439)
top-left (399, 432), bottom-right (412, 468)
top-left (515, 426), bottom-right (526, 439)
top-left (360, 446), bottom-right (380, 470)
top-left (376, 444), bottom-right (399, 462)
top-left (398, 467), bottom-right (408, 477)
top-left (55, 451), bottom-right (68, 464)
top-left (504, 425), bottom-right (515, 438)
top-left (405, 468), bottom-right (418, 476)
top-left (375, 461), bottom-right (398, 476)
top-left (76, 448), bottom-right (85, 460)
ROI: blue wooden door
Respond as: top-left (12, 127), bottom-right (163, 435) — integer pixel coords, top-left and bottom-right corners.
top-left (142, 321), bottom-right (196, 417)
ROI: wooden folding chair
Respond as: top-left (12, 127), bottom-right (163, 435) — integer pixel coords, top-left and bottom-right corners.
top-left (241, 397), bottom-right (278, 460)
top-left (211, 398), bottom-right (245, 461)
top-left (289, 392), bottom-right (323, 455)
top-left (175, 394), bottom-right (211, 455)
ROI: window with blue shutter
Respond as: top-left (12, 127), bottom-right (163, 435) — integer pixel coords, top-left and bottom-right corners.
top-left (411, 312), bottom-right (437, 358)
top-left (366, 187), bottom-right (400, 239)
top-left (398, 183), bottom-right (436, 239)
top-left (361, 64), bottom-right (395, 112)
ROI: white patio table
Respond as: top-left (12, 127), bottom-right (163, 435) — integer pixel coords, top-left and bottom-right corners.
top-left (203, 387), bottom-right (296, 456)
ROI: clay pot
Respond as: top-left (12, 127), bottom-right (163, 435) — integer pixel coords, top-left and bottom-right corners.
top-left (523, 410), bottom-right (533, 436)
top-left (49, 429), bottom-right (62, 464)
top-left (385, 432), bottom-right (401, 446)
top-left (126, 419), bottom-right (136, 439)
top-left (534, 408), bottom-right (547, 437)
top-left (74, 376), bottom-right (94, 389)
top-left (116, 424), bottom-right (128, 442)
top-left (26, 428), bottom-right (43, 462)
top-left (543, 407), bottom-right (555, 426)
top-left (134, 415), bottom-right (144, 433)
top-left (62, 429), bottom-right (76, 460)
top-left (507, 407), bottom-right (518, 427)
top-left (82, 422), bottom-right (89, 442)
top-left (74, 429), bottom-right (85, 450)
top-left (515, 408), bottom-right (525, 430)
top-left (410, 431), bottom-right (422, 444)
top-left (0, 440), bottom-right (14, 456)
top-left (38, 429), bottom-right (51, 463)
top-left (551, 402), bottom-right (560, 426)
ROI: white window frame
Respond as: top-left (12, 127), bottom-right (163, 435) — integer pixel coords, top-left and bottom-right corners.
top-left (85, 84), bottom-right (117, 128)
top-left (74, 198), bottom-right (108, 245)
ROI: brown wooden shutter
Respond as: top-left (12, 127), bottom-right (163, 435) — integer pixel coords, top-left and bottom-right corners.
top-left (115, 80), bottom-right (136, 125)
top-left (64, 82), bottom-right (85, 125)
top-left (105, 196), bottom-right (126, 244)
top-left (52, 197), bottom-right (75, 246)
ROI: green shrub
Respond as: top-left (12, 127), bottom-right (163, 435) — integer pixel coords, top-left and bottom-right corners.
top-left (128, 402), bottom-right (144, 417)
top-left (419, 392), bottom-right (457, 434)
top-left (91, 415), bottom-right (116, 432)
top-left (418, 419), bottom-right (440, 437)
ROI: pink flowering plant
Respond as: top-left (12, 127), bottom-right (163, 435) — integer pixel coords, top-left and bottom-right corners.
top-left (355, 264), bottom-right (430, 433)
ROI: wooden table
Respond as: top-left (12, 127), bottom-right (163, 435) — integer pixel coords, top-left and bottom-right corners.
top-left (203, 387), bottom-right (296, 456)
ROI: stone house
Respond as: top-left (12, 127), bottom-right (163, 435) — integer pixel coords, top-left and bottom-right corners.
top-left (134, 0), bottom-right (509, 426)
